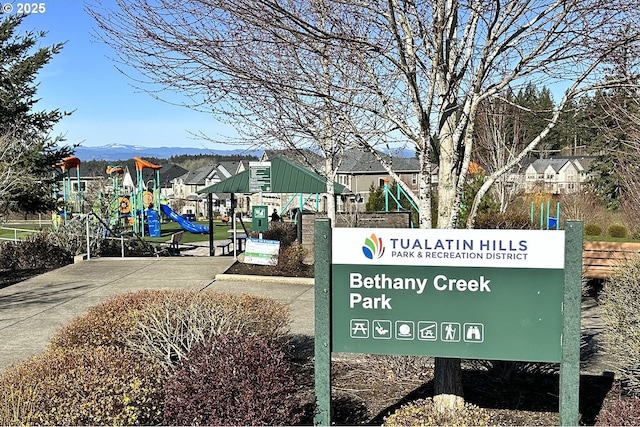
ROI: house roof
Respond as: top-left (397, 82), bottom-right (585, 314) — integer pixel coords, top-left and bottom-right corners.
top-left (158, 163), bottom-right (188, 186)
top-left (529, 156), bottom-right (595, 174)
top-left (338, 149), bottom-right (419, 174)
top-left (178, 164), bottom-right (218, 185)
top-left (198, 156), bottom-right (348, 195)
top-left (529, 158), bottom-right (570, 173)
top-left (261, 149), bottom-right (324, 170)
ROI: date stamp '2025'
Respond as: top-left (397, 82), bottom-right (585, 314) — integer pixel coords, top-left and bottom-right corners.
top-left (1, 2), bottom-right (47, 14)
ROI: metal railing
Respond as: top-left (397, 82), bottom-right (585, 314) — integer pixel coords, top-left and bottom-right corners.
top-left (0, 226), bottom-right (42, 242)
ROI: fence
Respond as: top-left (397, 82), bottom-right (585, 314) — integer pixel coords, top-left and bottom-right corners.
top-left (582, 241), bottom-right (640, 279)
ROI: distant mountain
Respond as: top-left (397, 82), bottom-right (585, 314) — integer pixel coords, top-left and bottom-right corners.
top-left (71, 143), bottom-right (263, 161)
top-left (70, 143), bottom-right (415, 161)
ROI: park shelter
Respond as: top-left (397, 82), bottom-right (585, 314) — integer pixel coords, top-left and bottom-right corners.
top-left (198, 155), bottom-right (349, 211)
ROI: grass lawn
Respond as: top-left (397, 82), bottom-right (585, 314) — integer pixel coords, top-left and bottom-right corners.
top-left (143, 220), bottom-right (253, 244)
top-left (584, 235), bottom-right (640, 243)
top-left (0, 224), bottom-right (44, 241)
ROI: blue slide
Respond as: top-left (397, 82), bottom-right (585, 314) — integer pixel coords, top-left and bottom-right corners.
top-left (160, 204), bottom-right (209, 234)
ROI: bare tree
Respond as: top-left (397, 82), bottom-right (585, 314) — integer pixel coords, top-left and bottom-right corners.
top-left (473, 90), bottom-right (528, 213)
top-left (0, 129), bottom-right (40, 220)
top-left (87, 0), bottom-right (640, 408)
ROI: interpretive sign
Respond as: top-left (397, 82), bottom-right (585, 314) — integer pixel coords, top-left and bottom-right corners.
top-left (249, 162), bottom-right (271, 192)
top-left (331, 228), bottom-right (565, 362)
top-left (244, 238), bottom-right (280, 266)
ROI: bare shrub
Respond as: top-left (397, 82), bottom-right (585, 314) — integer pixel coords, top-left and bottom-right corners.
top-left (360, 354), bottom-right (434, 383)
top-left (0, 231), bottom-right (72, 270)
top-left (0, 346), bottom-right (165, 426)
top-left (474, 212), bottom-right (532, 229)
top-left (596, 392), bottom-right (640, 426)
top-left (125, 290), bottom-right (291, 371)
top-left (49, 290), bottom-right (166, 349)
top-left (599, 255), bottom-right (640, 396)
top-left (163, 333), bottom-right (302, 426)
top-left (277, 243), bottom-right (309, 275)
top-left (49, 289), bottom-right (291, 373)
top-left (560, 192), bottom-right (604, 223)
top-left (259, 220), bottom-right (297, 246)
top-left (468, 360), bottom-right (558, 382)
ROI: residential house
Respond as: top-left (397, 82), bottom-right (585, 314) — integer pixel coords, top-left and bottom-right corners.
top-left (170, 161), bottom-right (248, 218)
top-left (335, 149), bottom-right (422, 210)
top-left (524, 157), bottom-right (594, 194)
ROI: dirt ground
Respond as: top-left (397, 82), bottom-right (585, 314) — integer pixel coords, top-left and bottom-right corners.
top-left (286, 336), bottom-right (615, 426)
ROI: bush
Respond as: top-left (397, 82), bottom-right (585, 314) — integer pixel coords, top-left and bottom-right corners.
top-left (276, 243), bottom-right (309, 276)
top-left (0, 347), bottom-right (165, 426)
top-left (596, 393), bottom-right (640, 425)
top-left (382, 397), bottom-right (492, 426)
top-left (584, 223), bottom-right (602, 236)
top-left (163, 333), bottom-right (302, 426)
top-left (128, 291), bottom-right (290, 371)
top-left (0, 232), bottom-right (72, 270)
top-left (49, 290), bottom-right (167, 349)
top-left (599, 256), bottom-right (640, 396)
top-left (50, 290), bottom-right (291, 372)
top-left (474, 212), bottom-right (532, 230)
top-left (608, 224), bottom-right (628, 238)
top-left (259, 220), bottom-right (297, 247)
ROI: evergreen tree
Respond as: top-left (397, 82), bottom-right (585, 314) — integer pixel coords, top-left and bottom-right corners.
top-left (0, 15), bottom-right (73, 215)
top-left (365, 182), bottom-right (385, 211)
top-left (457, 172), bottom-right (499, 228)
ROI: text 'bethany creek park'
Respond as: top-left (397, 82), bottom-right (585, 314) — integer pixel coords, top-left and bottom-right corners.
top-left (349, 273), bottom-right (492, 310)
top-left (388, 238), bottom-right (529, 259)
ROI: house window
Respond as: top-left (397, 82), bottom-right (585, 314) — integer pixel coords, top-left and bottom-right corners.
top-left (412, 173), bottom-right (418, 185)
top-left (72, 182), bottom-right (86, 192)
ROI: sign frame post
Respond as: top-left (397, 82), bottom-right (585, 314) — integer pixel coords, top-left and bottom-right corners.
top-left (560, 221), bottom-right (583, 426)
top-left (314, 219), bottom-right (332, 426)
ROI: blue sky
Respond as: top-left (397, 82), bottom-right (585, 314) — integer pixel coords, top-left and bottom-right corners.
top-left (12, 1), bottom-right (236, 149)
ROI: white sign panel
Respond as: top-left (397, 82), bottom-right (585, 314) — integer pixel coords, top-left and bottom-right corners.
top-left (244, 238), bottom-right (280, 265)
top-left (332, 228), bottom-right (565, 269)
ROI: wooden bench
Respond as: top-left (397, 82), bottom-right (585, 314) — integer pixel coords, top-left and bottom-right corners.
top-left (168, 231), bottom-right (183, 255)
top-left (582, 241), bottom-right (640, 279)
top-left (216, 241), bottom-right (232, 255)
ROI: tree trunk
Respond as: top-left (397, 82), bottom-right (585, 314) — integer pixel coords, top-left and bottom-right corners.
top-left (433, 357), bottom-right (464, 410)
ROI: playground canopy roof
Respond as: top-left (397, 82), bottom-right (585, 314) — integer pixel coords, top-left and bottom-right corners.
top-left (198, 156), bottom-right (349, 195)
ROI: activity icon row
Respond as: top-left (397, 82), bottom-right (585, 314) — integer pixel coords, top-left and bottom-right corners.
top-left (350, 319), bottom-right (484, 343)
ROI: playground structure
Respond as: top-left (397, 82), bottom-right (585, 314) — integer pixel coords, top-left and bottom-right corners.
top-left (129, 157), bottom-right (162, 237)
top-left (531, 201), bottom-right (561, 230)
top-left (160, 203), bottom-right (209, 234)
top-left (52, 156), bottom-right (83, 227)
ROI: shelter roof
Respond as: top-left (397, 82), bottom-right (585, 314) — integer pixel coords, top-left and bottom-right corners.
top-left (198, 156), bottom-right (348, 195)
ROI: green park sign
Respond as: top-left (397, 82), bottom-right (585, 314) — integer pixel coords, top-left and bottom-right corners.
top-left (331, 228), bottom-right (566, 362)
top-left (313, 220), bottom-right (583, 426)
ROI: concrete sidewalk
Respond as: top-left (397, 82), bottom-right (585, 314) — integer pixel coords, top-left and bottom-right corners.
top-left (0, 257), bottom-right (314, 373)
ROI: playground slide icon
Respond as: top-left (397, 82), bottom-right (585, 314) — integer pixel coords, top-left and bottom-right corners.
top-left (160, 204), bottom-right (209, 234)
